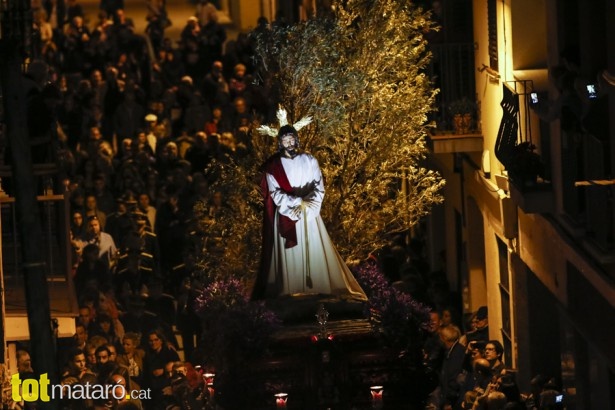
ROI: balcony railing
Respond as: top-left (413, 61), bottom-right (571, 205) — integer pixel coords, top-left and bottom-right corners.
top-left (426, 43), bottom-right (476, 131)
top-left (426, 43), bottom-right (482, 153)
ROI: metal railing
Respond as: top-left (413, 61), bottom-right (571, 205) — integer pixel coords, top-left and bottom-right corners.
top-left (426, 43), bottom-right (477, 130)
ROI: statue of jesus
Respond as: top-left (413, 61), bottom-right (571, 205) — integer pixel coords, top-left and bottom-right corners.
top-left (252, 110), bottom-right (366, 301)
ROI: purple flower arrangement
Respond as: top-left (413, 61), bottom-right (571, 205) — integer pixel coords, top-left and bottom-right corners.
top-left (353, 262), bottom-right (431, 349)
top-left (194, 278), bottom-right (281, 372)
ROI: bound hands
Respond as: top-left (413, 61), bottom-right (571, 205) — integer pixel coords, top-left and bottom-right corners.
top-left (290, 191), bottom-right (319, 219)
top-left (302, 190), bottom-right (319, 209)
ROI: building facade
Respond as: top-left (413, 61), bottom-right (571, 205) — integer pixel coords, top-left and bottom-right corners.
top-left (427, 0), bottom-right (614, 408)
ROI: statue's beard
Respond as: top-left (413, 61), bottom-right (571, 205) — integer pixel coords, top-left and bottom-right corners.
top-left (283, 147), bottom-right (298, 158)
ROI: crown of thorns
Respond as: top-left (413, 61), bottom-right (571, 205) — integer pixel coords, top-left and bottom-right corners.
top-left (256, 107), bottom-right (313, 137)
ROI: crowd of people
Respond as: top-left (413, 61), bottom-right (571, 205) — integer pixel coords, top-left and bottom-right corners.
top-left (422, 306), bottom-right (566, 410)
top-left (6, 1), bottom-right (566, 409)
top-left (7, 0), bottom-right (277, 409)
top-left (375, 239), bottom-right (567, 410)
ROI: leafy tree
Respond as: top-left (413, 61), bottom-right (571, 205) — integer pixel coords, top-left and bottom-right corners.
top-left (196, 0), bottom-right (445, 284)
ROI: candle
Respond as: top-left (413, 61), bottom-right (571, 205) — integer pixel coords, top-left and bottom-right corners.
top-left (203, 373), bottom-right (216, 386)
top-left (370, 386), bottom-right (383, 409)
top-left (274, 392), bottom-right (288, 408)
top-left (203, 373), bottom-right (215, 400)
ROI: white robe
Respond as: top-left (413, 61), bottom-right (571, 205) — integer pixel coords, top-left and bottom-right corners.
top-left (265, 154), bottom-right (366, 300)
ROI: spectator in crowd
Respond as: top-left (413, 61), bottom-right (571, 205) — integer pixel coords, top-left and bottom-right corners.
top-left (71, 209), bottom-right (87, 240)
top-left (440, 306), bottom-right (459, 329)
top-left (203, 105), bottom-right (230, 136)
top-left (523, 374), bottom-right (547, 409)
top-left (459, 357), bottom-right (492, 404)
top-left (138, 192), bottom-right (157, 230)
top-left (423, 310), bottom-right (445, 409)
top-left (121, 210), bottom-right (160, 268)
top-left (485, 391), bottom-right (508, 409)
top-left (35, 9), bottom-right (55, 55)
top-left (100, 0), bottom-right (124, 22)
top-left (110, 370), bottom-right (145, 408)
top-left (94, 344), bottom-right (118, 381)
top-left (498, 372), bottom-right (524, 407)
top-left (91, 312), bottom-right (122, 348)
top-left (424, 310), bottom-right (444, 373)
top-left (157, 49), bottom-right (185, 89)
top-left (82, 215), bottom-right (117, 268)
top-left (84, 193), bottom-right (107, 229)
top-left (74, 321), bottom-right (89, 351)
top-left (465, 306), bottom-right (489, 345)
top-left (120, 295), bottom-right (175, 346)
top-left (156, 190), bottom-right (189, 273)
top-left (181, 24), bottom-right (203, 81)
top-left (145, 276), bottom-right (176, 326)
top-left (16, 349), bottom-right (35, 376)
top-left (196, 0), bottom-right (218, 27)
top-left (78, 305), bottom-right (94, 329)
top-left (439, 325), bottom-right (465, 409)
top-left (92, 173), bottom-right (116, 214)
top-left (116, 245), bottom-right (155, 295)
top-left (114, 90), bottom-right (146, 142)
top-left (144, 113), bottom-right (161, 154)
top-left (106, 196), bottom-right (134, 246)
top-left (117, 331), bottom-right (146, 388)
top-left (184, 131), bottom-right (211, 173)
top-left (43, 0), bottom-right (67, 39)
top-left (464, 340), bottom-right (487, 372)
top-left (202, 61), bottom-right (230, 111)
top-left (106, 343), bottom-right (119, 363)
top-left (74, 243), bottom-right (112, 295)
top-left (60, 347), bottom-right (98, 410)
top-left (229, 96), bottom-right (252, 151)
top-left (229, 63), bottom-right (248, 100)
top-left (537, 382), bottom-right (565, 410)
top-left (145, 0), bottom-right (168, 54)
top-left (66, 0), bottom-right (84, 23)
top-left (200, 9), bottom-right (226, 69)
top-left (485, 340), bottom-right (505, 377)
top-left (183, 91), bottom-right (212, 135)
top-left (143, 329), bottom-right (180, 399)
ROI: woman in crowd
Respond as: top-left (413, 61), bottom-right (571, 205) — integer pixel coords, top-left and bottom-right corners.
top-left (117, 331), bottom-right (146, 388)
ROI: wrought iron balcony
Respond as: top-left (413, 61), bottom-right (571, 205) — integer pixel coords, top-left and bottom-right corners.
top-left (426, 43), bottom-right (483, 153)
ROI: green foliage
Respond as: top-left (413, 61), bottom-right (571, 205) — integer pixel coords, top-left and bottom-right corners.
top-left (193, 157), bottom-right (265, 284)
top-left (195, 0), bottom-right (445, 284)
top-left (448, 97), bottom-right (477, 115)
top-left (254, 0), bottom-right (445, 260)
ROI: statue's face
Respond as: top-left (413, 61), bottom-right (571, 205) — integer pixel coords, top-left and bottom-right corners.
top-left (280, 134), bottom-right (298, 158)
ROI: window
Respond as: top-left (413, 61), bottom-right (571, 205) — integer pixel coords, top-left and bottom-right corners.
top-left (488, 0), bottom-right (498, 71)
top-left (497, 236), bottom-right (512, 365)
